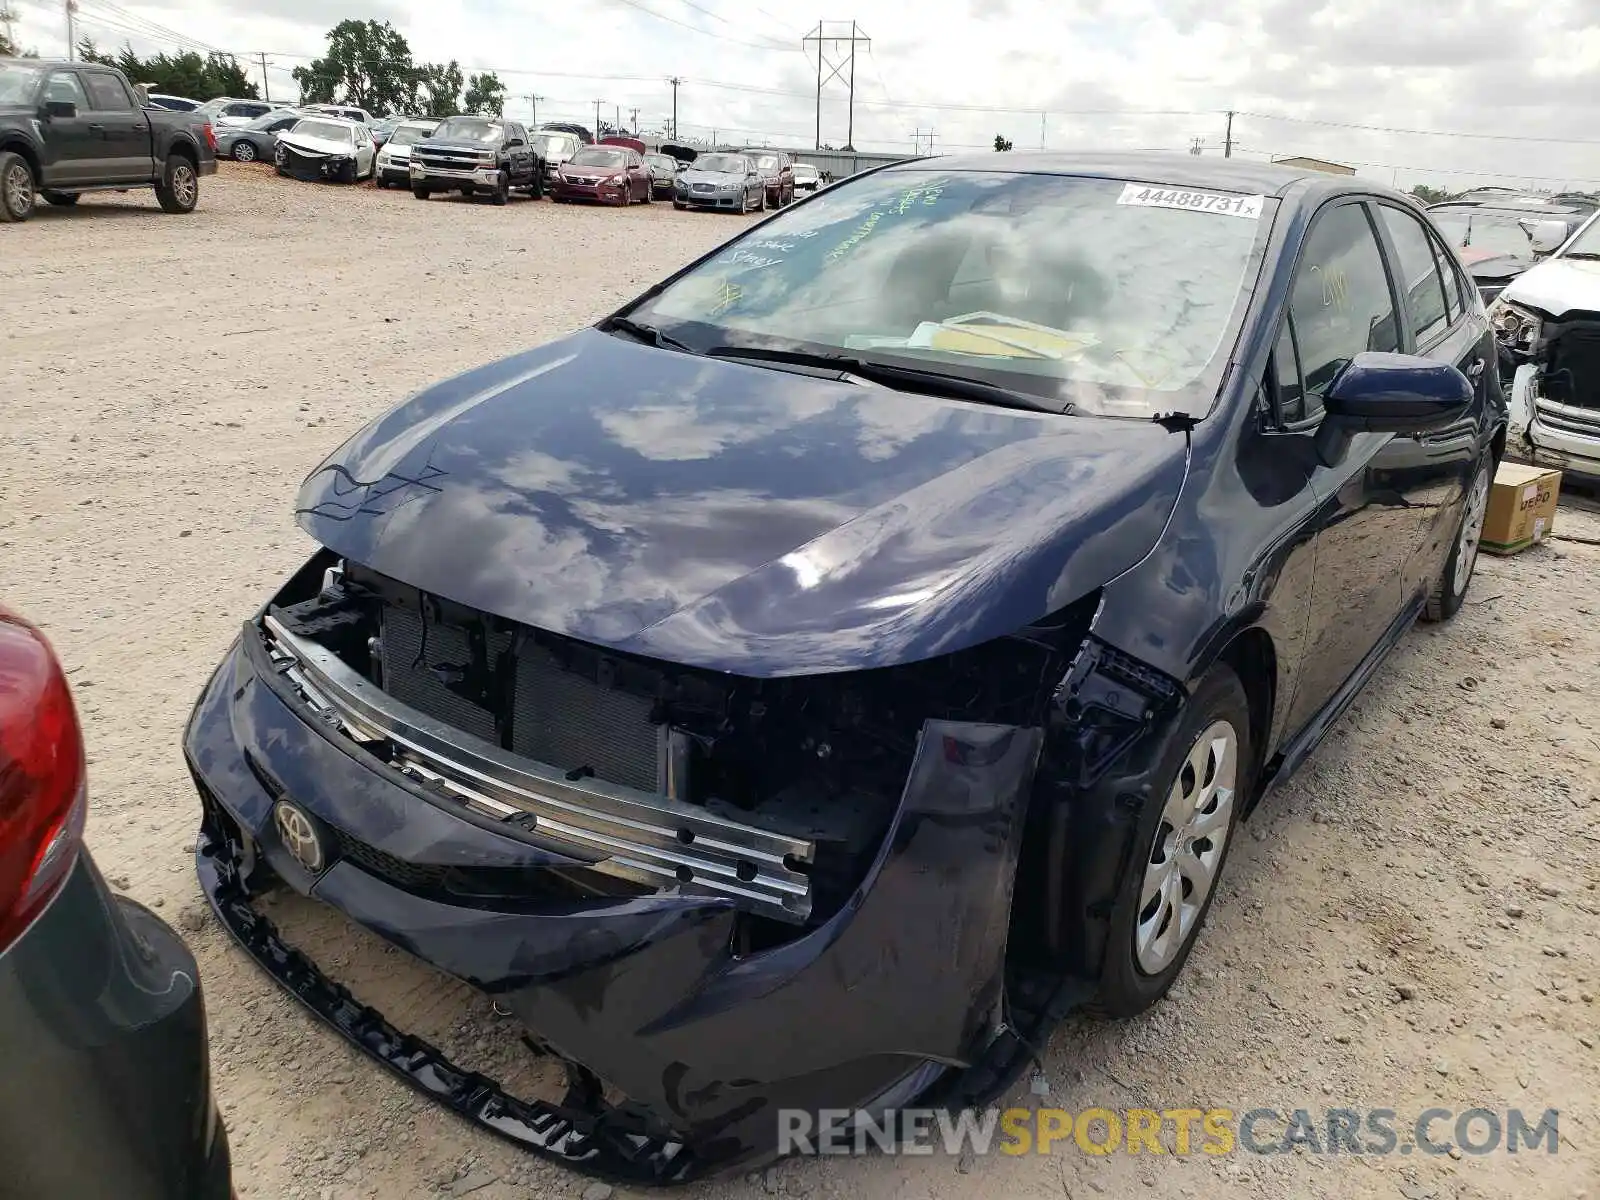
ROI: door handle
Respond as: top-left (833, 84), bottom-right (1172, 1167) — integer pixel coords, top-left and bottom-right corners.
top-left (1466, 359), bottom-right (1486, 380)
top-left (88, 123), bottom-right (104, 132)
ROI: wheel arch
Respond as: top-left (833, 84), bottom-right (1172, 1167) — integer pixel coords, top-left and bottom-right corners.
top-left (165, 137), bottom-right (199, 169)
top-left (1204, 623), bottom-right (1278, 817)
top-left (0, 138), bottom-right (41, 182)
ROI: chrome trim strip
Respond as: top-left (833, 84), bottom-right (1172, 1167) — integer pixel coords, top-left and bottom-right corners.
top-left (256, 615), bottom-right (814, 921)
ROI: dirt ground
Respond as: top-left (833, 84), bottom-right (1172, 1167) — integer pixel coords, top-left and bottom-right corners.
top-left (2, 165), bottom-right (1597, 1200)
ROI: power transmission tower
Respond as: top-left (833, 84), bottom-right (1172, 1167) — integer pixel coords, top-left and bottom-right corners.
top-left (1189, 136), bottom-right (1204, 156)
top-left (909, 128), bottom-right (934, 156)
top-left (803, 20), bottom-right (871, 151)
top-left (522, 94), bottom-right (544, 126)
top-left (666, 77), bottom-right (683, 140)
top-left (64, 0), bottom-right (77, 59)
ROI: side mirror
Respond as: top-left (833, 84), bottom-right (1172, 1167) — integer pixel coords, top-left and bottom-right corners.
top-left (1315, 351), bottom-right (1473, 466)
top-left (1521, 218), bottom-right (1568, 255)
top-left (44, 99), bottom-right (77, 119)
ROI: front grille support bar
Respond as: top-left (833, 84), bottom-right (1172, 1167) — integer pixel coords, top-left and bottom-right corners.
top-left (254, 615), bottom-right (815, 923)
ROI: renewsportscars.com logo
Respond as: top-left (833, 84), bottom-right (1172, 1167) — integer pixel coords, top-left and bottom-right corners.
top-left (777, 1107), bottom-right (1562, 1158)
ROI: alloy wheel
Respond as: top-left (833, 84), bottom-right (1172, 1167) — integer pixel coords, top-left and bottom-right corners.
top-left (1453, 464), bottom-right (1491, 597)
top-left (234, 142), bottom-right (256, 162)
top-left (4, 160), bottom-right (32, 217)
top-left (1135, 720), bottom-right (1237, 975)
top-left (171, 165), bottom-right (197, 208)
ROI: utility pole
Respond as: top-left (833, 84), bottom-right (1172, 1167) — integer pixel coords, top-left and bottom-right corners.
top-left (259, 52), bottom-right (271, 103)
top-left (594, 99), bottom-right (605, 136)
top-left (666, 76), bottom-right (683, 141)
top-left (1224, 110), bottom-right (1235, 158)
top-left (629, 106), bottom-right (639, 135)
top-left (64, 0), bottom-right (76, 59)
top-left (803, 20), bottom-right (871, 151)
top-left (522, 94), bottom-right (543, 127)
top-left (1040, 112), bottom-right (1046, 150)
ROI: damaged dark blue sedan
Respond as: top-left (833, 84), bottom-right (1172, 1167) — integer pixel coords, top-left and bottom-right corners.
top-left (185, 152), bottom-right (1505, 1180)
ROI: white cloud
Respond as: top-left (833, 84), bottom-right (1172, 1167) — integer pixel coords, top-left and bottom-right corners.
top-left (15, 0), bottom-right (1600, 191)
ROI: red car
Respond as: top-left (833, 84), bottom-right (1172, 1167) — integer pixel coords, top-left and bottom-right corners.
top-left (552, 145), bottom-right (652, 205)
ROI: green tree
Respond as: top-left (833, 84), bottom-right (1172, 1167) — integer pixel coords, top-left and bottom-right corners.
top-left (411, 59), bottom-right (462, 118)
top-left (1410, 184), bottom-right (1458, 205)
top-left (462, 71), bottom-right (505, 117)
top-left (994, 134), bottom-right (1013, 152)
top-left (292, 18), bottom-right (416, 115)
top-left (77, 38), bottom-right (257, 101)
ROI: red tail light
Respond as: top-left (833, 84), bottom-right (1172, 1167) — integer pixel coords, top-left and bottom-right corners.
top-left (203, 122), bottom-right (217, 153)
top-left (0, 606), bottom-right (87, 953)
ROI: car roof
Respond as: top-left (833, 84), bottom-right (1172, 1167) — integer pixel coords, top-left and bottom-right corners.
top-left (1430, 196), bottom-right (1594, 215)
top-left (885, 150), bottom-right (1353, 196)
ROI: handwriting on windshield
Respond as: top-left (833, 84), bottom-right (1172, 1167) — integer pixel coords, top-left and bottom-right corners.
top-left (825, 185), bottom-right (946, 262)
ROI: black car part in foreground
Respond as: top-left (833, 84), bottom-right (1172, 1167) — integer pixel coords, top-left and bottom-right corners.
top-left (1, 606), bottom-right (231, 1198)
top-left (189, 152), bottom-right (1505, 1181)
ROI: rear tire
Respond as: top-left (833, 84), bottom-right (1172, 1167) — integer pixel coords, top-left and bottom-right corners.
top-left (412, 186), bottom-right (431, 200)
top-left (41, 190), bottom-right (79, 206)
top-left (155, 153), bottom-right (199, 214)
top-left (673, 200), bottom-right (686, 210)
top-left (1085, 663), bottom-right (1253, 1020)
top-left (1423, 452), bottom-right (1494, 622)
top-left (232, 141), bottom-right (257, 163)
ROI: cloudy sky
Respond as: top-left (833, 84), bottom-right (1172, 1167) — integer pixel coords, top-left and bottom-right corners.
top-left (12, 0), bottom-right (1600, 190)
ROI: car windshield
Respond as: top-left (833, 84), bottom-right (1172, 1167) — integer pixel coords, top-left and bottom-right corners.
top-left (293, 120), bottom-right (353, 143)
top-left (794, 165), bottom-right (818, 179)
top-left (386, 126), bottom-right (429, 147)
top-left (1558, 213), bottom-right (1600, 258)
top-left (571, 148), bottom-right (626, 168)
top-left (533, 133), bottom-right (577, 157)
top-left (434, 117), bottom-right (502, 143)
top-left (696, 154), bottom-right (749, 174)
top-left (750, 154), bottom-right (778, 169)
top-left (629, 170), bottom-right (1271, 417)
top-left (1429, 206), bottom-right (1555, 260)
top-left (0, 63), bottom-right (43, 105)
top-left (645, 154), bottom-right (675, 170)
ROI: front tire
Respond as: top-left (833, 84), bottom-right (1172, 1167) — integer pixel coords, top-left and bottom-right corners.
top-left (155, 153), bottom-right (199, 214)
top-left (1424, 453), bottom-right (1493, 622)
top-left (490, 169), bottom-right (510, 206)
top-left (1088, 664), bottom-right (1253, 1020)
top-left (412, 186), bottom-right (431, 200)
top-left (0, 151), bottom-right (37, 222)
top-left (232, 141), bottom-right (257, 163)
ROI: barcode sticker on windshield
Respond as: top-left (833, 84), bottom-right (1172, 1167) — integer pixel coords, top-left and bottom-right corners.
top-left (1117, 183), bottom-right (1265, 219)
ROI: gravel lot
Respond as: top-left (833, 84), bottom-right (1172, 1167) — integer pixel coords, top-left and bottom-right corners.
top-left (2, 165), bottom-right (1597, 1200)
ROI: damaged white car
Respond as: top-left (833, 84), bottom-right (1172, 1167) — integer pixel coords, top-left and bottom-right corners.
top-left (1491, 209), bottom-right (1600, 484)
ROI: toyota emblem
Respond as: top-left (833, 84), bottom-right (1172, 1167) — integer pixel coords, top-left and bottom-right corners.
top-left (273, 800), bottom-right (325, 874)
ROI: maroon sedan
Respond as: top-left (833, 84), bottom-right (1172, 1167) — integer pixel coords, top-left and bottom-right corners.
top-left (552, 146), bottom-right (652, 205)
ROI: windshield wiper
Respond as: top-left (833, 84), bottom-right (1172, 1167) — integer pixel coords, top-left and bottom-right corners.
top-left (600, 315), bottom-right (696, 353)
top-left (704, 345), bottom-right (1068, 414)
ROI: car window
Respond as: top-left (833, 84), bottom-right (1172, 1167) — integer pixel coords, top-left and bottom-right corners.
top-left (1429, 235), bottom-right (1462, 323)
top-left (45, 72), bottom-right (88, 109)
top-left (1377, 205), bottom-right (1451, 345)
top-left (83, 72), bottom-right (133, 111)
top-left (1289, 202), bottom-right (1400, 403)
top-left (1272, 314), bottom-right (1311, 424)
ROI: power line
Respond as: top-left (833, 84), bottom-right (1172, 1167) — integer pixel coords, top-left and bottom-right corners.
top-left (604, 0), bottom-right (795, 51)
top-left (1238, 109), bottom-right (1600, 148)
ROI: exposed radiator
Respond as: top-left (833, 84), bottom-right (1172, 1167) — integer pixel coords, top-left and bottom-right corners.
top-left (378, 605), bottom-right (660, 792)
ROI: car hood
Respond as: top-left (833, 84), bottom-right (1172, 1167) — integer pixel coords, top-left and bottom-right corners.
top-left (295, 329), bottom-right (1189, 675)
top-left (1499, 255), bottom-right (1600, 318)
top-left (418, 139), bottom-right (495, 155)
top-left (682, 170), bottom-right (744, 185)
top-left (564, 164), bottom-right (625, 176)
top-left (1458, 247), bottom-right (1530, 282)
top-left (279, 132), bottom-right (354, 157)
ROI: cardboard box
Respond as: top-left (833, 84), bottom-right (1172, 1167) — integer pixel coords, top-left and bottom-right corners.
top-left (1481, 462), bottom-right (1561, 555)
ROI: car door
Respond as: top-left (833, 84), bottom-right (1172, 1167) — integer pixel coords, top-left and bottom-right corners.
top-left (1276, 198), bottom-right (1423, 735)
top-left (81, 71), bottom-right (148, 182)
top-left (1370, 202), bottom-right (1488, 598)
top-left (38, 71), bottom-right (97, 186)
top-left (506, 124), bottom-right (531, 182)
top-left (630, 150), bottom-right (647, 198)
